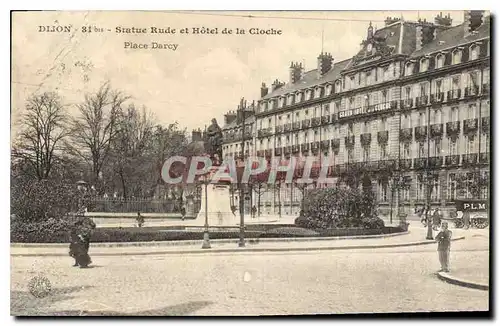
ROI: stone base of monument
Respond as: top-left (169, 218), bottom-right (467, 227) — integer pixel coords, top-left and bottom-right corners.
top-left (195, 183), bottom-right (238, 226)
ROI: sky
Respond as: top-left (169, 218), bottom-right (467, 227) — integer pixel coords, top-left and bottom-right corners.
top-left (11, 10), bottom-right (465, 136)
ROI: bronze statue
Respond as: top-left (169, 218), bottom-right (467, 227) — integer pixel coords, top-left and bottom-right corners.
top-left (204, 118), bottom-right (223, 165)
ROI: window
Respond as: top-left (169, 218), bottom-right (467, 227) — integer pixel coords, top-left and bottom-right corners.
top-left (405, 62), bottom-right (414, 76)
top-left (286, 135), bottom-right (290, 145)
top-left (419, 82), bottom-right (429, 97)
top-left (433, 138), bottom-right (442, 156)
top-left (334, 100), bottom-right (341, 113)
top-left (347, 148), bottom-right (354, 162)
top-left (380, 144), bottom-right (387, 159)
top-left (313, 130), bottom-right (319, 142)
top-left (348, 123), bottom-right (354, 136)
top-left (470, 44), bottom-right (480, 60)
top-left (449, 138), bottom-right (458, 155)
top-left (402, 142), bottom-right (410, 159)
top-left (404, 86), bottom-right (412, 100)
top-left (430, 174), bottom-right (439, 201)
top-left (436, 54), bottom-right (445, 68)
top-left (382, 89), bottom-right (389, 103)
top-left (324, 105), bottom-right (330, 115)
top-left (362, 121), bottom-right (368, 134)
top-left (481, 134), bottom-right (489, 153)
top-left (379, 181), bottom-right (388, 202)
top-left (402, 176), bottom-right (411, 201)
top-left (296, 92), bottom-right (302, 103)
top-left (448, 173), bottom-right (457, 200)
top-left (360, 72), bottom-right (366, 86)
top-left (305, 90), bottom-right (312, 101)
top-left (364, 94), bottom-right (370, 108)
top-left (349, 97), bottom-right (355, 109)
top-left (418, 142), bottom-right (425, 158)
top-left (287, 114), bottom-right (291, 122)
top-left (435, 79), bottom-right (443, 93)
top-left (295, 112), bottom-right (300, 120)
top-left (433, 109), bottom-right (442, 124)
top-left (294, 133), bottom-right (299, 145)
top-left (465, 136), bottom-right (477, 154)
top-left (450, 107), bottom-right (459, 121)
top-left (416, 174), bottom-right (425, 201)
top-left (268, 118), bottom-right (272, 127)
top-left (452, 49), bottom-right (462, 64)
top-left (363, 146), bottom-right (370, 162)
top-left (326, 85), bottom-right (332, 96)
top-left (468, 71), bottom-right (480, 89)
top-left (468, 103), bottom-right (478, 119)
top-left (403, 114), bottom-right (411, 129)
top-left (420, 58), bottom-right (429, 72)
top-left (419, 112), bottom-right (426, 126)
top-left (335, 81), bottom-right (341, 93)
top-left (380, 118), bottom-right (387, 131)
top-left (315, 87), bottom-right (322, 98)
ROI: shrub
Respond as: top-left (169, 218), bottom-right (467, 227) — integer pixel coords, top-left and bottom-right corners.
top-left (11, 176), bottom-right (81, 223)
top-left (296, 186), bottom-right (381, 229)
top-left (11, 217), bottom-right (72, 243)
top-left (260, 227), bottom-right (319, 238)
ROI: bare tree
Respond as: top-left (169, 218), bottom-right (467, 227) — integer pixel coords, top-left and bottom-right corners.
top-left (68, 83), bottom-right (129, 192)
top-left (12, 92), bottom-right (69, 180)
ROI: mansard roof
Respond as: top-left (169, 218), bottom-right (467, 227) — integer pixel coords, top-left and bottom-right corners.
top-left (410, 15), bottom-right (490, 58)
top-left (261, 58), bottom-right (350, 100)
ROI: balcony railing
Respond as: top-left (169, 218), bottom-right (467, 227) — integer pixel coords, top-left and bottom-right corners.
top-left (275, 147), bottom-right (282, 156)
top-left (431, 92), bottom-right (445, 104)
top-left (360, 133), bottom-right (372, 146)
top-left (311, 117), bottom-right (321, 127)
top-left (264, 149), bottom-right (273, 157)
top-left (300, 143), bottom-right (310, 152)
top-left (462, 153), bottom-right (478, 167)
top-left (321, 115), bottom-right (330, 125)
top-left (413, 157), bottom-right (427, 170)
top-left (481, 116), bottom-right (490, 134)
top-left (464, 85), bottom-right (479, 98)
top-left (311, 142), bottom-right (320, 151)
top-left (430, 123), bottom-right (443, 138)
top-left (331, 113), bottom-right (338, 122)
top-left (377, 130), bottom-right (388, 144)
top-left (301, 119), bottom-right (311, 129)
top-left (400, 98), bottom-right (413, 109)
top-left (331, 139), bottom-right (340, 152)
top-left (291, 144), bottom-right (300, 153)
top-left (463, 118), bottom-right (478, 135)
top-left (256, 150), bottom-right (264, 157)
top-left (320, 140), bottom-right (330, 150)
top-left (284, 146), bottom-right (291, 155)
top-left (292, 121), bottom-right (301, 131)
top-left (400, 158), bottom-right (412, 170)
top-left (415, 126), bottom-right (427, 142)
top-left (378, 159), bottom-right (396, 170)
top-left (399, 128), bottom-right (413, 142)
top-left (415, 95), bottom-right (429, 107)
top-left (258, 128), bottom-right (273, 137)
top-left (283, 123), bottom-right (292, 132)
top-left (429, 156), bottom-right (443, 168)
top-left (479, 152), bottom-right (489, 164)
top-left (447, 89), bottom-right (461, 101)
top-left (446, 121), bottom-right (460, 137)
top-left (275, 125), bottom-right (283, 134)
top-left (345, 135), bottom-right (355, 148)
top-left (445, 155), bottom-right (460, 167)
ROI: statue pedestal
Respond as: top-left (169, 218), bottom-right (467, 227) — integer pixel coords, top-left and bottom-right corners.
top-left (196, 183), bottom-right (237, 226)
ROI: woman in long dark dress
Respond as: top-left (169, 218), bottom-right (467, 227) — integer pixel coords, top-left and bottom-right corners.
top-left (69, 227), bottom-right (91, 268)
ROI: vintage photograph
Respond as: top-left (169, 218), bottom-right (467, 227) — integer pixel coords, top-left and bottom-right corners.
top-left (10, 10), bottom-right (490, 316)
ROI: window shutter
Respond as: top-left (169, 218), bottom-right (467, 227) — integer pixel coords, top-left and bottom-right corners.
top-left (413, 61), bottom-right (420, 74)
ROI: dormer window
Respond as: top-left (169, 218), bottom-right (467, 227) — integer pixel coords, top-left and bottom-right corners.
top-left (315, 86), bottom-right (322, 98)
top-left (470, 44), bottom-right (480, 61)
top-left (405, 62), bottom-right (414, 76)
top-left (295, 92), bottom-right (302, 103)
top-left (325, 84), bottom-right (332, 96)
top-left (436, 53), bottom-right (445, 69)
top-left (305, 90), bottom-right (312, 101)
top-left (420, 58), bottom-right (429, 72)
top-left (278, 96), bottom-right (285, 108)
top-left (335, 80), bottom-right (341, 93)
top-left (452, 49), bottom-right (462, 65)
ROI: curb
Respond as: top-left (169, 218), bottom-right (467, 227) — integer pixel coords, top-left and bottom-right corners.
top-left (11, 231), bottom-right (409, 248)
top-left (10, 236), bottom-right (465, 257)
top-left (437, 271), bottom-right (489, 291)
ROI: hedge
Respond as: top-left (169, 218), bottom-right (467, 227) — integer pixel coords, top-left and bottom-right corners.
top-left (11, 223), bottom-right (406, 243)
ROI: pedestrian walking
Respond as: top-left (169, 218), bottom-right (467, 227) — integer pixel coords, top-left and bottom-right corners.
top-left (251, 205), bottom-right (257, 219)
top-left (432, 208), bottom-right (442, 231)
top-left (180, 206), bottom-right (186, 221)
top-left (463, 210), bottom-right (470, 229)
top-left (435, 221), bottom-right (452, 272)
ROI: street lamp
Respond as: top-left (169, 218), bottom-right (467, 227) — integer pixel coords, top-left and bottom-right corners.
top-left (200, 174), bottom-right (211, 249)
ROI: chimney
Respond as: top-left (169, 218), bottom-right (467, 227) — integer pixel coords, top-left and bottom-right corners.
top-left (317, 52), bottom-right (334, 79)
top-left (464, 10), bottom-right (485, 36)
top-left (271, 79), bottom-right (285, 92)
top-left (416, 21), bottom-right (436, 51)
top-left (384, 17), bottom-right (400, 26)
top-left (192, 129), bottom-right (202, 142)
top-left (260, 82), bottom-right (268, 97)
top-left (224, 111), bottom-right (237, 125)
top-left (289, 62), bottom-right (304, 84)
top-left (434, 12), bottom-right (452, 27)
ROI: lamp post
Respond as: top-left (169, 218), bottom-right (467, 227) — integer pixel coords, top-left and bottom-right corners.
top-left (201, 174), bottom-right (211, 249)
top-left (238, 98), bottom-right (246, 248)
top-left (425, 81), bottom-right (433, 240)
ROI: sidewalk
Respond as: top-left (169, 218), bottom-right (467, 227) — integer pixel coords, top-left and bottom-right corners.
top-left (437, 232), bottom-right (490, 290)
top-left (11, 222), bottom-right (468, 257)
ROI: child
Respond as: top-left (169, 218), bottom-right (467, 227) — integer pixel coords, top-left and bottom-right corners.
top-left (435, 221), bottom-right (452, 272)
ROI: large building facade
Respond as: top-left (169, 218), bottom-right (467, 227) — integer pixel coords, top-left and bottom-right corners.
top-left (221, 11), bottom-right (490, 220)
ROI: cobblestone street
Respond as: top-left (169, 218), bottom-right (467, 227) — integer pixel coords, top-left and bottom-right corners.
top-left (11, 236), bottom-right (489, 315)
